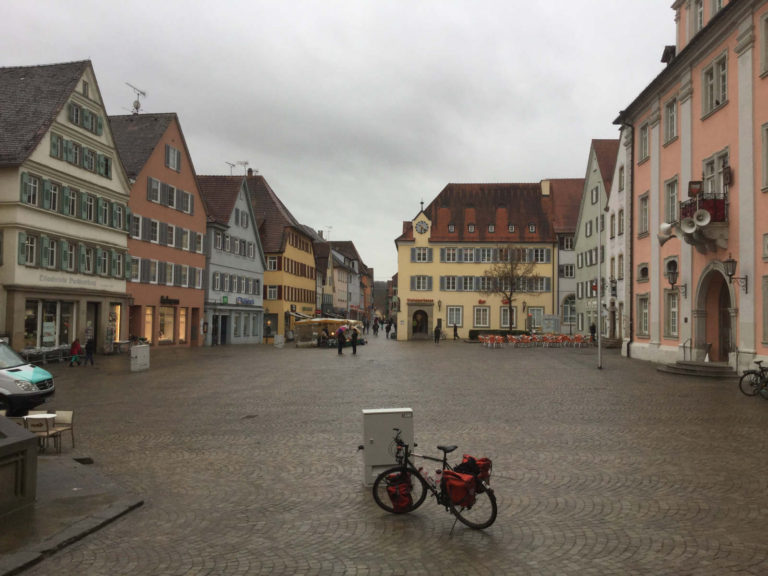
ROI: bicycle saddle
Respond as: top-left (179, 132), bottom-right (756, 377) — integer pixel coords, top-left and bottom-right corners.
top-left (437, 445), bottom-right (457, 454)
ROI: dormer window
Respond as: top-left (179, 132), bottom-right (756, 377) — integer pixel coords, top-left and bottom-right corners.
top-left (82, 80), bottom-right (89, 98)
top-left (448, 224), bottom-right (455, 233)
top-left (508, 224), bottom-right (515, 233)
top-left (488, 224), bottom-right (495, 233)
top-left (528, 223), bottom-right (536, 233)
top-left (468, 224), bottom-right (475, 232)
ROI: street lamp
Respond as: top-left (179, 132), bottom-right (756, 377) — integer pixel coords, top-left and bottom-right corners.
top-left (666, 267), bottom-right (687, 298)
top-left (723, 254), bottom-right (748, 293)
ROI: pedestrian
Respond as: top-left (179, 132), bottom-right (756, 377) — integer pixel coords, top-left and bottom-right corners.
top-left (351, 327), bottom-right (358, 355)
top-left (69, 338), bottom-right (82, 366)
top-left (84, 338), bottom-right (95, 366)
top-left (453, 324), bottom-right (459, 340)
top-left (385, 321), bottom-right (391, 339)
top-left (589, 322), bottom-right (596, 343)
top-left (337, 329), bottom-right (345, 355)
top-left (434, 325), bottom-right (441, 344)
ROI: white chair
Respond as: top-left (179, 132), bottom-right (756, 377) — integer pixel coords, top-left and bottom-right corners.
top-left (24, 416), bottom-right (61, 454)
top-left (52, 410), bottom-right (75, 449)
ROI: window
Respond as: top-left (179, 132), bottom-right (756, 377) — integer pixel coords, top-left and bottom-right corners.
top-left (508, 224), bottom-right (516, 233)
top-left (84, 148), bottom-right (96, 172)
top-left (114, 205), bottom-right (124, 230)
top-left (224, 235), bottom-right (231, 252)
top-left (197, 234), bottom-right (205, 254)
top-left (84, 247), bottom-right (94, 274)
top-left (665, 291), bottom-right (679, 338)
top-left (638, 263), bottom-right (649, 282)
top-left (50, 133), bottom-right (63, 159)
top-left (665, 178), bottom-right (679, 223)
top-left (71, 143), bottom-right (81, 166)
top-left (167, 187), bottom-right (175, 208)
top-left (149, 178), bottom-right (160, 202)
top-left (473, 306), bottom-right (490, 328)
top-left (43, 237), bottom-right (56, 269)
top-left (445, 306), bottom-right (464, 326)
top-left (267, 256), bottom-right (278, 270)
top-left (182, 192), bottom-right (191, 214)
top-left (528, 224), bottom-right (536, 233)
top-left (213, 272), bottom-right (221, 291)
top-left (639, 124), bottom-right (649, 161)
top-left (694, 0), bottom-right (703, 33)
top-left (463, 249), bottom-right (474, 262)
top-left (158, 307), bottom-right (174, 343)
top-left (637, 294), bottom-right (650, 336)
top-left (478, 276), bottom-right (493, 291)
top-left (412, 275), bottom-right (431, 291)
top-left (618, 254), bottom-right (624, 279)
top-left (618, 209), bottom-right (625, 235)
top-left (165, 145), bottom-right (181, 172)
top-left (146, 259), bottom-right (157, 283)
top-left (85, 195), bottom-right (95, 221)
top-left (448, 224), bottom-right (455, 233)
top-left (703, 53), bottom-right (727, 115)
top-left (488, 224), bottom-right (495, 233)
top-left (462, 276), bottom-right (474, 291)
top-left (577, 253), bottom-right (584, 268)
top-left (98, 249), bottom-right (108, 275)
top-left (703, 150), bottom-right (729, 195)
top-left (528, 307), bottom-right (544, 329)
top-left (478, 248), bottom-right (493, 262)
top-left (591, 186), bottom-right (599, 204)
top-left (711, 0), bottom-right (722, 15)
top-left (165, 262), bottom-right (174, 285)
top-left (150, 220), bottom-right (159, 243)
top-left (610, 213), bottom-right (616, 238)
top-left (639, 194), bottom-right (649, 235)
top-left (267, 285), bottom-right (278, 300)
top-left (130, 257), bottom-right (140, 282)
top-left (223, 274), bottom-right (230, 292)
top-left (560, 264), bottom-right (575, 278)
top-left (131, 215), bottom-right (141, 239)
top-left (181, 229), bottom-right (190, 251)
top-left (64, 242), bottom-right (75, 271)
top-left (181, 265), bottom-right (189, 287)
top-left (23, 174), bottom-right (40, 205)
top-left (115, 253), bottom-right (124, 278)
top-left (618, 166), bottom-right (625, 192)
top-left (563, 295), bottom-right (576, 325)
top-left (559, 236), bottom-right (574, 250)
top-left (49, 183), bottom-right (59, 212)
top-left (444, 276), bottom-right (457, 291)
top-left (586, 220), bottom-right (593, 237)
top-left (500, 306), bottom-right (516, 329)
top-left (100, 199), bottom-right (109, 224)
top-left (664, 98), bottom-right (677, 142)
top-left (762, 14), bottom-right (768, 76)
top-left (195, 268), bottom-right (203, 289)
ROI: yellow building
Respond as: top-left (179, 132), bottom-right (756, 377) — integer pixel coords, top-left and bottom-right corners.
top-left (246, 172), bottom-right (316, 339)
top-left (395, 181), bottom-right (582, 340)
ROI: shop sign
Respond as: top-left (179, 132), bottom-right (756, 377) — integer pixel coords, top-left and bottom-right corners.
top-left (160, 297), bottom-right (180, 305)
top-left (236, 297), bottom-right (255, 305)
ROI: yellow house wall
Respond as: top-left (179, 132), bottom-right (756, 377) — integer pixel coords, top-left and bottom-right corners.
top-left (264, 237), bottom-right (316, 335)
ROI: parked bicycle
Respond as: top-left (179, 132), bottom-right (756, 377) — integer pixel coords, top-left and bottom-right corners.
top-left (371, 428), bottom-right (497, 530)
top-left (739, 360), bottom-right (768, 398)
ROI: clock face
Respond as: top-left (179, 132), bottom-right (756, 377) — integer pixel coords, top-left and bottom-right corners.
top-left (415, 221), bottom-right (428, 234)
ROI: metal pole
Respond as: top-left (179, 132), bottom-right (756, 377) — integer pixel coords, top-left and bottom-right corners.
top-left (598, 206), bottom-right (603, 369)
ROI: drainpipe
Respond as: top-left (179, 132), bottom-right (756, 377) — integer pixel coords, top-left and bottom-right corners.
top-left (624, 124), bottom-right (635, 358)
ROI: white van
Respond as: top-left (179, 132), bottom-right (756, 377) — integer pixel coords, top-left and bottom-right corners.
top-left (0, 343), bottom-right (55, 416)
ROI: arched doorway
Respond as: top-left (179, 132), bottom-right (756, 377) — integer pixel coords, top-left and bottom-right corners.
top-left (695, 265), bottom-right (734, 362)
top-left (411, 310), bottom-right (429, 339)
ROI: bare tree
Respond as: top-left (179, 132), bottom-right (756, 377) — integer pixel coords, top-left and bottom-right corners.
top-left (479, 245), bottom-right (540, 333)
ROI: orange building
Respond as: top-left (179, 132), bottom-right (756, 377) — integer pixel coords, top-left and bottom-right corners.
top-left (111, 113), bottom-right (207, 346)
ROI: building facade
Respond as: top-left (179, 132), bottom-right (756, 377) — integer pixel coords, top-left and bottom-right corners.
top-left (395, 182), bottom-right (581, 341)
top-left (616, 0), bottom-right (768, 368)
top-left (0, 61), bottom-right (131, 352)
top-left (197, 176), bottom-right (266, 346)
top-left (111, 113), bottom-right (207, 347)
top-left (246, 172), bottom-right (316, 339)
top-left (573, 140), bottom-right (619, 337)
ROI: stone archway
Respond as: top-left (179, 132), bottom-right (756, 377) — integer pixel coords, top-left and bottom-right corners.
top-left (694, 263), bottom-right (735, 362)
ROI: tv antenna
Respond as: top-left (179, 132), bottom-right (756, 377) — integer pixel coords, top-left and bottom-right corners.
top-left (225, 161), bottom-right (236, 175)
top-left (125, 82), bottom-right (147, 114)
top-left (235, 160), bottom-right (250, 174)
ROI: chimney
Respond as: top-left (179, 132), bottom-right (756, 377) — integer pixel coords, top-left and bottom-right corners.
top-left (247, 168), bottom-right (253, 177)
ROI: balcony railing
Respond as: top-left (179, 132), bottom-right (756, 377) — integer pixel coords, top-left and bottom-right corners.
top-left (679, 193), bottom-right (728, 222)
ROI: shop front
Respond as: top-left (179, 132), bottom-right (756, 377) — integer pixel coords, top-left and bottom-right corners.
top-left (204, 296), bottom-right (264, 346)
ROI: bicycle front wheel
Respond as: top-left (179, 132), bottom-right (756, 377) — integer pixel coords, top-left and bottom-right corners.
top-left (448, 487), bottom-right (497, 529)
top-left (739, 372), bottom-right (762, 396)
top-left (372, 466), bottom-right (428, 514)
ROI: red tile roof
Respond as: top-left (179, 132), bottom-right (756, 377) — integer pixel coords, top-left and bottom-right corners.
top-left (196, 175), bottom-right (244, 225)
top-left (591, 139), bottom-right (620, 195)
top-left (246, 174), bottom-right (309, 253)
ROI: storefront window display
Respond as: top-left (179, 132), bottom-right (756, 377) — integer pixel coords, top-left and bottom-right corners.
top-left (158, 306), bottom-right (175, 343)
top-left (178, 308), bottom-right (187, 344)
top-left (144, 307), bottom-right (154, 342)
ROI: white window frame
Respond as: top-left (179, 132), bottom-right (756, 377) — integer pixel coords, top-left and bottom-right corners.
top-left (166, 224), bottom-right (175, 247)
top-left (50, 183), bottom-right (59, 212)
top-left (131, 215), bottom-right (141, 239)
top-left (444, 276), bottom-right (457, 291)
top-left (197, 234), bottom-right (205, 254)
top-left (267, 285), bottom-right (278, 300)
top-left (694, 0), bottom-right (703, 34)
top-left (149, 259), bottom-right (158, 284)
top-left (130, 257), bottom-right (140, 282)
top-left (702, 53), bottom-right (728, 116)
top-left (637, 294), bottom-right (650, 336)
top-left (150, 220), bottom-right (159, 244)
top-left (639, 123), bottom-right (649, 161)
top-left (500, 306), bottom-right (516, 329)
top-left (68, 190), bottom-right (77, 217)
top-left (149, 178), bottom-right (161, 203)
top-left (473, 306), bottom-right (490, 328)
top-left (528, 306), bottom-right (544, 329)
top-left (100, 198), bottom-right (109, 224)
top-left (98, 249), bottom-right (108, 276)
top-left (64, 241), bottom-right (75, 271)
top-left (462, 276), bottom-right (474, 291)
top-left (115, 253), bottom-right (124, 278)
top-left (267, 256), bottom-right (278, 271)
top-left (214, 231), bottom-right (222, 250)
top-left (639, 194), bottom-right (649, 235)
top-left (444, 247), bottom-right (457, 262)
top-left (181, 265), bottom-right (189, 287)
top-left (84, 247), bottom-right (94, 274)
top-left (414, 247), bottom-right (430, 262)
top-left (413, 275), bottom-right (430, 291)
top-left (665, 290), bottom-right (679, 338)
top-left (463, 249), bottom-right (475, 263)
top-left (664, 98), bottom-right (677, 143)
top-left (85, 195), bottom-right (95, 221)
top-left (165, 262), bottom-right (174, 286)
top-left (590, 186), bottom-right (599, 204)
top-left (665, 178), bottom-right (679, 223)
top-left (213, 272), bottom-right (221, 291)
top-left (478, 276), bottom-right (492, 291)
top-left (181, 229), bottom-right (190, 251)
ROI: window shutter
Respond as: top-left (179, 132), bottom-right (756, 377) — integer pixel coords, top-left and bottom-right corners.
top-left (427, 276), bottom-right (433, 290)
top-left (97, 116), bottom-right (103, 135)
top-left (41, 235), bottom-right (49, 267)
top-left (158, 261), bottom-right (166, 281)
top-left (546, 249), bottom-right (551, 263)
top-left (277, 256), bottom-right (282, 271)
top-left (165, 144), bottom-right (170, 167)
top-left (147, 177), bottom-right (154, 201)
top-left (111, 250), bottom-right (117, 277)
top-left (175, 188), bottom-right (182, 209)
top-left (20, 172), bottom-right (29, 202)
top-left (159, 223), bottom-right (168, 246)
top-left (61, 186), bottom-right (70, 214)
top-left (545, 277), bottom-right (551, 292)
top-left (95, 247), bottom-right (102, 273)
top-left (68, 102), bottom-right (75, 123)
top-left (410, 276), bottom-right (416, 290)
top-left (160, 183), bottom-right (169, 205)
top-left (80, 193), bottom-right (88, 219)
top-left (125, 255), bottom-right (132, 279)
top-left (427, 248), bottom-right (433, 262)
top-left (65, 140), bottom-right (74, 163)
top-left (50, 134), bottom-right (58, 157)
top-left (440, 248), bottom-right (446, 262)
top-left (79, 244), bottom-right (86, 273)
top-left (97, 154), bottom-right (105, 176)
top-left (141, 217), bottom-right (151, 241)
top-left (97, 198), bottom-right (104, 224)
top-left (175, 226), bottom-right (182, 247)
top-left (125, 207), bottom-right (132, 231)
top-left (174, 265), bottom-right (182, 286)
top-left (43, 180), bottom-right (52, 209)
top-left (176, 148), bottom-right (182, 172)
top-left (439, 276), bottom-right (445, 290)
top-left (17, 232), bottom-right (27, 264)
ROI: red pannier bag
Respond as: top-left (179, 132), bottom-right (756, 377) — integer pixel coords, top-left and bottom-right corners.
top-left (442, 470), bottom-right (476, 508)
top-left (457, 454), bottom-right (493, 493)
top-left (386, 471), bottom-right (413, 512)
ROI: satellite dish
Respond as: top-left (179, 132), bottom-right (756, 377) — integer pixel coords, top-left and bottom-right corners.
top-left (680, 217), bottom-right (697, 235)
top-left (694, 209), bottom-right (711, 227)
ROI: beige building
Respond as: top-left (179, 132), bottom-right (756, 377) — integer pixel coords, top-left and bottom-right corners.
top-left (0, 61), bottom-right (131, 352)
top-left (395, 182), bottom-right (582, 340)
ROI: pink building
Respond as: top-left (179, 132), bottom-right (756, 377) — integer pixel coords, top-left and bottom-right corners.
top-left (616, 0), bottom-right (768, 368)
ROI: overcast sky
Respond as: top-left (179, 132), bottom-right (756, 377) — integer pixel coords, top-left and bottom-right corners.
top-left (3, 1), bottom-right (674, 279)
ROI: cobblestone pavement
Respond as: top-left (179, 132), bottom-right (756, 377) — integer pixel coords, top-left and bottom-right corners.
top-left (17, 336), bottom-right (768, 575)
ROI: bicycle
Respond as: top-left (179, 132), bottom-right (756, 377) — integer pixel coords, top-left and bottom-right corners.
top-left (739, 360), bottom-right (768, 398)
top-left (371, 428), bottom-right (497, 530)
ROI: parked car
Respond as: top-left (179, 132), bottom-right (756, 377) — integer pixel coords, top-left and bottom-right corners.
top-left (0, 343), bottom-right (55, 416)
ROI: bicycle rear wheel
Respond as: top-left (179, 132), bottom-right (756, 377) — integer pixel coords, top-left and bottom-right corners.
top-left (448, 486), bottom-right (497, 529)
top-left (372, 466), bottom-right (428, 514)
top-left (739, 372), bottom-right (762, 396)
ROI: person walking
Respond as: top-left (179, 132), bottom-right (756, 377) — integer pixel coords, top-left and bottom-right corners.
top-left (434, 325), bottom-right (441, 344)
top-left (84, 338), bottom-right (95, 366)
top-left (589, 322), bottom-right (597, 344)
top-left (351, 327), bottom-right (358, 355)
top-left (453, 324), bottom-right (459, 340)
top-left (385, 321), bottom-right (391, 339)
top-left (69, 339), bottom-right (83, 366)
top-left (337, 329), bottom-right (346, 355)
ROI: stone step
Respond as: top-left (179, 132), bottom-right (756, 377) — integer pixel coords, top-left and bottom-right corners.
top-left (657, 361), bottom-right (739, 379)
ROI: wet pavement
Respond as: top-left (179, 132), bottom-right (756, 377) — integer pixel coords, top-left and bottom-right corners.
top-left (2, 336), bottom-right (768, 575)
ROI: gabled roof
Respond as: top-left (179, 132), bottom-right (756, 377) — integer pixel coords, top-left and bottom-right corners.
top-left (109, 113), bottom-right (175, 178)
top-left (0, 60), bottom-right (89, 167)
top-left (246, 174), bottom-right (308, 253)
top-left (197, 175), bottom-right (244, 225)
top-left (591, 139), bottom-right (620, 195)
top-left (396, 182), bottom-right (582, 244)
top-left (331, 240), bottom-right (365, 267)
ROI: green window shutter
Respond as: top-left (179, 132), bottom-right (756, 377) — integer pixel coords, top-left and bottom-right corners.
top-left (125, 254), bottom-right (132, 279)
top-left (111, 202), bottom-right (118, 228)
top-left (96, 247), bottom-right (103, 273)
top-left (125, 207), bottom-right (132, 231)
top-left (79, 244), bottom-right (86, 273)
top-left (41, 235), bottom-right (49, 267)
top-left (65, 140), bottom-right (74, 163)
top-left (68, 102), bottom-right (75, 123)
top-left (97, 116), bottom-right (103, 135)
top-left (81, 194), bottom-right (88, 219)
top-left (97, 154), bottom-right (106, 176)
top-left (50, 133), bottom-right (58, 157)
top-left (111, 250), bottom-right (117, 277)
top-left (60, 240), bottom-right (67, 268)
top-left (82, 109), bottom-right (90, 129)
top-left (62, 186), bottom-right (70, 214)
top-left (97, 198), bottom-right (104, 224)
top-left (43, 180), bottom-right (52, 210)
top-left (17, 232), bottom-right (27, 264)
top-left (20, 172), bottom-right (29, 202)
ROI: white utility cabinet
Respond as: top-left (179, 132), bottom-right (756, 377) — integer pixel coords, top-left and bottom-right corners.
top-left (130, 344), bottom-right (150, 372)
top-left (361, 408), bottom-right (413, 486)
